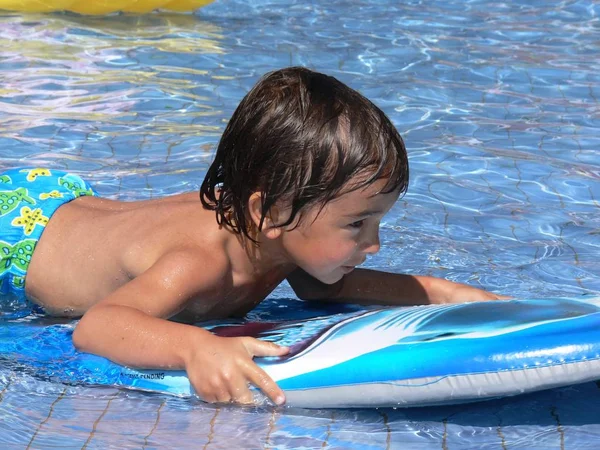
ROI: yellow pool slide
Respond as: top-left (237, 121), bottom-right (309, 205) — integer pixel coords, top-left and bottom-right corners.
top-left (0, 0), bottom-right (214, 14)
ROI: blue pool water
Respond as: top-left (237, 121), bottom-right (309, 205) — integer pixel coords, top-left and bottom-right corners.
top-left (1, 0), bottom-right (600, 448)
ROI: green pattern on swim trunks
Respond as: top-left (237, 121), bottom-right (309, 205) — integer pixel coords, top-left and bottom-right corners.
top-left (0, 188), bottom-right (36, 217)
top-left (11, 275), bottom-right (25, 290)
top-left (0, 239), bottom-right (36, 275)
top-left (58, 177), bottom-right (95, 197)
top-left (0, 175), bottom-right (12, 184)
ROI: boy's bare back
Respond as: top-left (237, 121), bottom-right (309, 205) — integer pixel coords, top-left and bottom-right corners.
top-left (25, 193), bottom-right (284, 321)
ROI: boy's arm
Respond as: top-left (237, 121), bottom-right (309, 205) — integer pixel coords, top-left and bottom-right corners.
top-left (287, 267), bottom-right (507, 306)
top-left (73, 250), bottom-right (287, 405)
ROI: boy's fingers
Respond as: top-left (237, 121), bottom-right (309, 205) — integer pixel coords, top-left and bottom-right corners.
top-left (246, 364), bottom-right (285, 406)
top-left (216, 392), bottom-right (232, 403)
top-left (232, 387), bottom-right (254, 405)
top-left (243, 338), bottom-right (289, 357)
top-left (228, 374), bottom-right (254, 404)
top-left (207, 382), bottom-right (231, 403)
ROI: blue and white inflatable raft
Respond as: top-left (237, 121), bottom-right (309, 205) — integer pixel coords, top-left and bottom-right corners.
top-left (2, 297), bottom-right (600, 408)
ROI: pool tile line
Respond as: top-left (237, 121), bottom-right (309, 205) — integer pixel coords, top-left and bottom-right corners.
top-left (81, 391), bottom-right (118, 450)
top-left (165, 141), bottom-right (176, 163)
top-left (495, 427), bottom-right (508, 450)
top-left (0, 373), bottom-right (14, 404)
top-left (201, 406), bottom-right (220, 450)
top-left (536, 134), bottom-right (555, 168)
top-left (25, 388), bottom-right (67, 450)
top-left (587, 186), bottom-right (600, 208)
top-left (426, 180), bottom-right (451, 234)
top-left (378, 410), bottom-right (392, 450)
top-left (320, 411), bottom-right (336, 449)
top-left (142, 398), bottom-right (166, 450)
top-left (441, 418), bottom-right (448, 450)
top-left (589, 85), bottom-right (599, 104)
top-left (493, 413), bottom-right (508, 450)
top-left (512, 159), bottom-right (530, 205)
top-left (549, 406), bottom-right (565, 450)
top-left (557, 225), bottom-right (582, 266)
top-left (108, 136), bottom-right (117, 159)
top-left (263, 409), bottom-right (278, 450)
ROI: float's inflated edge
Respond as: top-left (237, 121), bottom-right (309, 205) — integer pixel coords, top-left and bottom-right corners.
top-left (4, 298), bottom-right (600, 408)
top-left (117, 356), bottom-right (600, 408)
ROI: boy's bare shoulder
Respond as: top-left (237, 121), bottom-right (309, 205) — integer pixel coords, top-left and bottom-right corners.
top-left (96, 192), bottom-right (234, 297)
top-left (153, 245), bottom-right (231, 294)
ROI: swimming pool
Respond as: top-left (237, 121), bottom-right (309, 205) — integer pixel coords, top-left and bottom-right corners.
top-left (1, 0), bottom-right (600, 448)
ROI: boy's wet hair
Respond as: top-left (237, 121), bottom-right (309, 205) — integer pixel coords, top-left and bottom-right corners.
top-left (200, 66), bottom-right (408, 241)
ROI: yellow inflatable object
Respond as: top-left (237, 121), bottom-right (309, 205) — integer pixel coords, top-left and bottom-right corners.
top-left (0, 0), bottom-right (214, 14)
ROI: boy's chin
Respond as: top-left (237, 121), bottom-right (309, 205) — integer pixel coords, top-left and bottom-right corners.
top-left (314, 270), bottom-right (345, 285)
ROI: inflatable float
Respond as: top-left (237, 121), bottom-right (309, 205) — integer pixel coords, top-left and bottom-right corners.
top-left (0, 0), bottom-right (213, 14)
top-left (2, 297), bottom-right (600, 408)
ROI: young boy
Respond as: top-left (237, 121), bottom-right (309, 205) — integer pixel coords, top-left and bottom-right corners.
top-left (0, 67), bottom-right (505, 406)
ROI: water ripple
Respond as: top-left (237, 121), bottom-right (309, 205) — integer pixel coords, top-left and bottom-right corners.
top-left (1, 0), bottom-right (600, 447)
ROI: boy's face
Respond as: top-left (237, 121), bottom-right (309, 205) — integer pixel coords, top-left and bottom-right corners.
top-left (280, 177), bottom-right (400, 284)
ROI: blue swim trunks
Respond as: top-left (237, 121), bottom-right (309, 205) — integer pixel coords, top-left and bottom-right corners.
top-left (0, 168), bottom-right (96, 315)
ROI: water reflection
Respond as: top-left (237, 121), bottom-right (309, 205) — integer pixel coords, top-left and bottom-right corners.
top-left (1, 0), bottom-right (600, 448)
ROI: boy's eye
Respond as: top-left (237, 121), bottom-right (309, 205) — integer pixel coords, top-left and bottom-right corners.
top-left (348, 220), bottom-right (365, 229)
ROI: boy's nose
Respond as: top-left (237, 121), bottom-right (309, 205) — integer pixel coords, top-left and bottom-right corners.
top-left (361, 227), bottom-right (380, 255)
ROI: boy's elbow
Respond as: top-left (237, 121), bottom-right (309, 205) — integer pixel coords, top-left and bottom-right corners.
top-left (72, 324), bottom-right (84, 351)
top-left (72, 315), bottom-right (93, 352)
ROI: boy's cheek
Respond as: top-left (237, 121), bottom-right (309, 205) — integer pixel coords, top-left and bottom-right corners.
top-left (297, 239), bottom-right (356, 272)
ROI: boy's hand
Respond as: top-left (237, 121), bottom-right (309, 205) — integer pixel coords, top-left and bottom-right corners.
top-left (185, 333), bottom-right (289, 405)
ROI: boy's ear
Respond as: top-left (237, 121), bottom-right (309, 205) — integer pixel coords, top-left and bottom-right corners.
top-left (248, 192), bottom-right (283, 240)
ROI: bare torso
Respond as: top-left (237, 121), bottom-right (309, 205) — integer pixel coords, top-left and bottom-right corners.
top-left (25, 193), bottom-right (288, 321)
